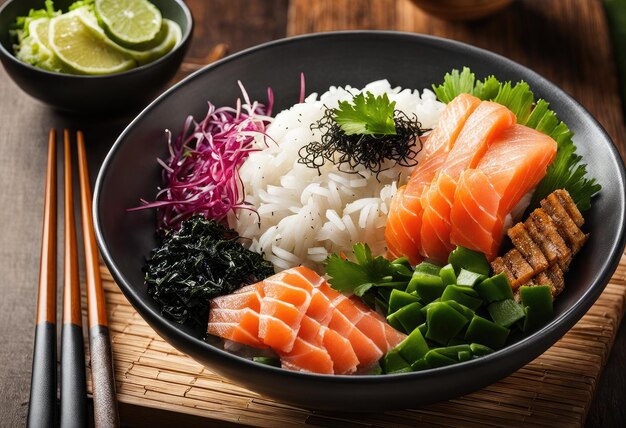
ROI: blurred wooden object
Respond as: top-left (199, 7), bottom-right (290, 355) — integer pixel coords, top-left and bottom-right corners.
top-left (409, 0), bottom-right (514, 21)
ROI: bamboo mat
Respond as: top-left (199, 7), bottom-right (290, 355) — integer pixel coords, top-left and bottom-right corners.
top-left (84, 254), bottom-right (626, 427)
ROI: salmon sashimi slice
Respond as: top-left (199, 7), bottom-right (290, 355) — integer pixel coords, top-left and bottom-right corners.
top-left (279, 267), bottom-right (335, 325)
top-left (326, 307), bottom-right (383, 369)
top-left (312, 281), bottom-right (382, 369)
top-left (385, 187), bottom-right (423, 265)
top-left (210, 288), bottom-right (261, 312)
top-left (279, 316), bottom-right (333, 374)
top-left (267, 268), bottom-right (362, 371)
top-left (420, 101), bottom-right (516, 262)
top-left (207, 308), bottom-right (266, 349)
top-left (332, 294), bottom-right (406, 352)
top-left (450, 125), bottom-right (557, 259)
top-left (322, 328), bottom-right (359, 374)
top-left (385, 94), bottom-right (481, 264)
top-left (208, 267), bottom-right (393, 373)
top-left (290, 315), bottom-right (359, 375)
top-left (279, 337), bottom-right (334, 374)
top-left (258, 276), bottom-right (312, 352)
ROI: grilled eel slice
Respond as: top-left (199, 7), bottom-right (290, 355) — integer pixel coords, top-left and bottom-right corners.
top-left (491, 189), bottom-right (588, 298)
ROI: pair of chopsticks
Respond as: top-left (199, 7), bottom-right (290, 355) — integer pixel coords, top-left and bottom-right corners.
top-left (27, 130), bottom-right (119, 428)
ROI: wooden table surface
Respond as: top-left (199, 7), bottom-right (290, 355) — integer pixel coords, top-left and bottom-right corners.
top-left (0, 0), bottom-right (624, 426)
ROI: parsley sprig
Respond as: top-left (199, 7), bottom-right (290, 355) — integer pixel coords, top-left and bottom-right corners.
top-left (325, 243), bottom-right (412, 297)
top-left (333, 92), bottom-right (397, 136)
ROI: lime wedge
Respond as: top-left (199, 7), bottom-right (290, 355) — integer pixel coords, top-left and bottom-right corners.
top-left (16, 18), bottom-right (63, 72)
top-left (95, 0), bottom-right (162, 48)
top-left (125, 19), bottom-right (181, 65)
top-left (49, 10), bottom-right (135, 75)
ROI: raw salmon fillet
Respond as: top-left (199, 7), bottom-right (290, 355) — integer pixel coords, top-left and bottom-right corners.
top-left (207, 308), bottom-right (266, 349)
top-left (290, 269), bottom-right (383, 371)
top-left (420, 101), bottom-right (516, 262)
top-left (279, 316), bottom-right (334, 374)
top-left (258, 274), bottom-right (312, 352)
top-left (385, 94), bottom-right (481, 264)
top-left (207, 266), bottom-right (404, 374)
top-left (319, 282), bottom-right (385, 369)
top-left (450, 125), bottom-right (557, 259)
top-left (279, 315), bottom-right (360, 374)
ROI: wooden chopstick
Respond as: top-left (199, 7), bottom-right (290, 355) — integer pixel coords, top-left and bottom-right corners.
top-left (60, 130), bottom-right (88, 428)
top-left (27, 129), bottom-right (58, 427)
top-left (77, 131), bottom-right (120, 428)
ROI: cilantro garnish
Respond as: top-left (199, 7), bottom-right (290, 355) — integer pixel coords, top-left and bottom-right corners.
top-left (325, 243), bottom-right (411, 297)
top-left (432, 67), bottom-right (600, 211)
top-left (333, 92), bottom-right (397, 135)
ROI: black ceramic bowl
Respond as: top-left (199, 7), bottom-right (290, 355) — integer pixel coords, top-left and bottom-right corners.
top-left (0, 0), bottom-right (192, 114)
top-left (93, 32), bottom-right (626, 411)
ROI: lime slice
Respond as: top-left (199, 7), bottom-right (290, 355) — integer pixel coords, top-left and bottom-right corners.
top-left (125, 19), bottom-right (181, 65)
top-left (95, 0), bottom-right (162, 48)
top-left (49, 10), bottom-right (136, 75)
top-left (16, 18), bottom-right (64, 72)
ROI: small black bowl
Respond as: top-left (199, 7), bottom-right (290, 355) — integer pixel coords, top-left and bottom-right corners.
top-left (0, 0), bottom-right (192, 114)
top-left (93, 31), bottom-right (626, 411)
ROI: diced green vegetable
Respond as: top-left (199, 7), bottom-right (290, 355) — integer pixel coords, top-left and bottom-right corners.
top-left (410, 358), bottom-right (430, 371)
top-left (520, 285), bottom-right (553, 332)
top-left (407, 271), bottom-right (444, 302)
top-left (456, 269), bottom-right (487, 288)
top-left (445, 300), bottom-right (475, 321)
top-left (252, 357), bottom-right (280, 367)
top-left (395, 328), bottom-right (430, 364)
top-left (395, 302), bottom-right (426, 333)
top-left (447, 336), bottom-right (467, 346)
top-left (469, 343), bottom-right (494, 356)
top-left (425, 350), bottom-right (458, 368)
top-left (390, 257), bottom-right (414, 278)
top-left (417, 322), bottom-right (428, 337)
top-left (388, 289), bottom-right (421, 313)
top-left (440, 263), bottom-right (457, 287)
top-left (458, 350), bottom-right (472, 362)
top-left (391, 256), bottom-right (410, 267)
top-left (414, 261), bottom-right (442, 276)
top-left (488, 299), bottom-right (525, 327)
top-left (465, 315), bottom-right (510, 349)
top-left (420, 299), bottom-right (440, 318)
top-left (441, 284), bottom-right (483, 310)
top-left (448, 246), bottom-right (491, 276)
top-left (382, 349), bottom-right (411, 374)
top-left (386, 311), bottom-right (404, 332)
top-left (426, 302), bottom-right (469, 345)
top-left (432, 344), bottom-right (471, 360)
top-left (475, 273), bottom-right (514, 303)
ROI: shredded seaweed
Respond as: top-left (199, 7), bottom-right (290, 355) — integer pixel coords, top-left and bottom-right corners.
top-left (143, 216), bottom-right (274, 330)
top-left (298, 107), bottom-right (426, 176)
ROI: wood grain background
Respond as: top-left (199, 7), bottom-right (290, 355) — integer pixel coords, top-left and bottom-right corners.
top-left (0, 0), bottom-right (624, 426)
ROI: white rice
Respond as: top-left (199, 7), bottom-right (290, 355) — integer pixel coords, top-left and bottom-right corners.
top-left (230, 80), bottom-right (445, 272)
